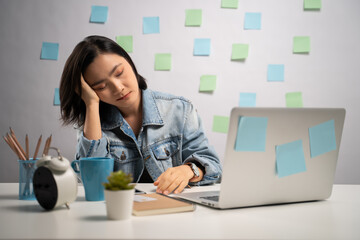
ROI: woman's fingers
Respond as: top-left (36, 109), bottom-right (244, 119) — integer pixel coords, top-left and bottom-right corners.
top-left (154, 166), bottom-right (192, 195)
top-left (79, 74), bottom-right (100, 105)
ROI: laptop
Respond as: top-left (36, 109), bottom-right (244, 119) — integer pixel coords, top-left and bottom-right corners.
top-left (174, 107), bottom-right (346, 209)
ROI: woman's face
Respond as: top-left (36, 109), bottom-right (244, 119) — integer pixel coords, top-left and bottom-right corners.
top-left (84, 53), bottom-right (140, 112)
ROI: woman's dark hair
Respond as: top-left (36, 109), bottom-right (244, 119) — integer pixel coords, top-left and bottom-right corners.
top-left (59, 35), bottom-right (147, 127)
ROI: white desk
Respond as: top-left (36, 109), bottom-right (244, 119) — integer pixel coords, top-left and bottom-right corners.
top-left (0, 183), bottom-right (359, 239)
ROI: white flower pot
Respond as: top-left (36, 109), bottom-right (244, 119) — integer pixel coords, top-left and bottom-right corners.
top-left (104, 188), bottom-right (135, 220)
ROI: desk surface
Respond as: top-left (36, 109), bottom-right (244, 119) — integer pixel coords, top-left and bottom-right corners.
top-left (0, 183), bottom-right (359, 240)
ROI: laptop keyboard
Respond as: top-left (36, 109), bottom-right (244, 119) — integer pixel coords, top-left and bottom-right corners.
top-left (200, 195), bottom-right (219, 202)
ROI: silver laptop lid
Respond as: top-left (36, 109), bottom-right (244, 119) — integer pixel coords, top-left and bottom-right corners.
top-left (219, 108), bottom-right (346, 209)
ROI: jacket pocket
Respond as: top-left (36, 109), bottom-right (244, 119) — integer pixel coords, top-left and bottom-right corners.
top-left (149, 137), bottom-right (180, 172)
top-left (151, 138), bottom-right (180, 160)
top-left (110, 143), bottom-right (140, 174)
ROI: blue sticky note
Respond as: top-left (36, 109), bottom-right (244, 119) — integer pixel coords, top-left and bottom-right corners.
top-left (40, 42), bottom-right (59, 60)
top-left (90, 6), bottom-right (108, 23)
top-left (244, 12), bottom-right (262, 30)
top-left (54, 88), bottom-right (60, 106)
top-left (235, 116), bottom-right (268, 152)
top-left (268, 64), bottom-right (284, 82)
top-left (143, 17), bottom-right (160, 34)
top-left (194, 38), bottom-right (211, 56)
top-left (239, 93), bottom-right (256, 107)
top-left (276, 140), bottom-right (307, 178)
top-left (309, 120), bottom-right (337, 158)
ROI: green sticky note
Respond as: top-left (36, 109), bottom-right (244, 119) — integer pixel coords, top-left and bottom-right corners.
top-left (185, 9), bottom-right (202, 26)
top-left (293, 36), bottom-right (310, 53)
top-left (221, 0), bottom-right (238, 9)
top-left (286, 92), bottom-right (303, 108)
top-left (235, 116), bottom-right (268, 152)
top-left (231, 44), bottom-right (249, 60)
top-left (212, 116), bottom-right (229, 133)
top-left (304, 0), bottom-right (321, 10)
top-left (155, 53), bottom-right (171, 71)
top-left (116, 36), bottom-right (133, 53)
top-left (199, 75), bottom-right (216, 92)
top-left (276, 140), bottom-right (307, 178)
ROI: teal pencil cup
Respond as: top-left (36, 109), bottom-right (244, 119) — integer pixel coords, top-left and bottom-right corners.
top-left (18, 158), bottom-right (38, 200)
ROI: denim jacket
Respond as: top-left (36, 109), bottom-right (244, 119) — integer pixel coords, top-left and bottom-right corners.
top-left (76, 89), bottom-right (222, 186)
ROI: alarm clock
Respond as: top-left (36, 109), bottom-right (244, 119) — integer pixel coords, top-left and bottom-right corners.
top-left (33, 147), bottom-right (78, 210)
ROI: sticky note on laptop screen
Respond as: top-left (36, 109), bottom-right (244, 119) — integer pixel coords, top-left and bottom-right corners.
top-left (308, 119), bottom-right (336, 158)
top-left (235, 116), bottom-right (268, 151)
top-left (276, 140), bottom-right (307, 178)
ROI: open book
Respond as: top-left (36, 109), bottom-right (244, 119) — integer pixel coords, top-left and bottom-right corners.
top-left (133, 193), bottom-right (195, 216)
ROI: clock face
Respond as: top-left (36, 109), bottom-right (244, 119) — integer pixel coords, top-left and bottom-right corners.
top-left (33, 166), bottom-right (58, 210)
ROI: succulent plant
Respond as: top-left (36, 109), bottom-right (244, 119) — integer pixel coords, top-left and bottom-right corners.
top-left (103, 170), bottom-right (135, 191)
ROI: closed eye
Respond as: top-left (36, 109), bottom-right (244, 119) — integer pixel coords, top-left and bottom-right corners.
top-left (115, 70), bottom-right (124, 78)
top-left (95, 84), bottom-right (107, 91)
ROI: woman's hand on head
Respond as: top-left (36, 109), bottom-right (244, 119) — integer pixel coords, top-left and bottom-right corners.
top-left (79, 74), bottom-right (100, 106)
top-left (153, 165), bottom-right (194, 195)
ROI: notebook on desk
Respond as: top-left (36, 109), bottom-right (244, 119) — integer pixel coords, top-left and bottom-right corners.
top-left (174, 107), bottom-right (346, 209)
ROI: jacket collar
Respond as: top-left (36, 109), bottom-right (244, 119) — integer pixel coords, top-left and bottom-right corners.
top-left (100, 89), bottom-right (163, 130)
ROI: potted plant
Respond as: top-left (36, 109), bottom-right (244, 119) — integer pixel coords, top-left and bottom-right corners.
top-left (103, 170), bottom-right (135, 220)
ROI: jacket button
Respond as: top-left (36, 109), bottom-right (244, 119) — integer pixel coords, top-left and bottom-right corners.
top-left (164, 148), bottom-right (170, 156)
top-left (120, 151), bottom-right (126, 160)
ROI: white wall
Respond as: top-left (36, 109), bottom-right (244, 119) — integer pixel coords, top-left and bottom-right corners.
top-left (0, 0), bottom-right (359, 183)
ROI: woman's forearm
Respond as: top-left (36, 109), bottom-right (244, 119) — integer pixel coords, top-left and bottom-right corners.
top-left (83, 103), bottom-right (102, 140)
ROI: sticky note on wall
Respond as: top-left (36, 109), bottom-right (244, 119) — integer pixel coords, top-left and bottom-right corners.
top-left (199, 75), bottom-right (216, 92)
top-left (244, 12), bottom-right (262, 30)
top-left (116, 36), bottom-right (133, 53)
top-left (286, 92), bottom-right (303, 108)
top-left (155, 53), bottom-right (171, 71)
top-left (276, 140), bottom-right (307, 178)
top-left (40, 42), bottom-right (59, 60)
top-left (309, 119), bottom-right (337, 158)
top-left (194, 39), bottom-right (211, 56)
top-left (293, 36), bottom-right (311, 53)
top-left (235, 116), bottom-right (268, 152)
top-left (268, 64), bottom-right (284, 82)
top-left (231, 44), bottom-right (249, 60)
top-left (304, 0), bottom-right (321, 10)
top-left (185, 9), bottom-right (202, 26)
top-left (90, 6), bottom-right (108, 23)
top-left (212, 116), bottom-right (229, 133)
top-left (221, 0), bottom-right (238, 9)
top-left (239, 93), bottom-right (256, 107)
top-left (54, 88), bottom-right (60, 106)
top-left (143, 17), bottom-right (160, 34)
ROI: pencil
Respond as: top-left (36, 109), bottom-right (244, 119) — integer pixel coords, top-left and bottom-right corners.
top-left (8, 134), bottom-right (26, 160)
top-left (25, 134), bottom-right (29, 160)
top-left (6, 134), bottom-right (22, 160)
top-left (9, 128), bottom-right (26, 159)
top-left (33, 135), bottom-right (42, 160)
top-left (42, 137), bottom-right (49, 156)
top-left (47, 135), bottom-right (52, 154)
top-left (3, 135), bottom-right (20, 159)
